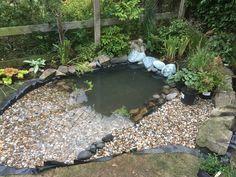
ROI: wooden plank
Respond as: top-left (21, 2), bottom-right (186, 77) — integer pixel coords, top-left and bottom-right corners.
top-left (0, 12), bottom-right (176, 37)
top-left (93, 0), bottom-right (101, 44)
top-left (178, 0), bottom-right (186, 18)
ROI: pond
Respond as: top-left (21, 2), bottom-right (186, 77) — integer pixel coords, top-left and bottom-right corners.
top-left (70, 64), bottom-right (166, 115)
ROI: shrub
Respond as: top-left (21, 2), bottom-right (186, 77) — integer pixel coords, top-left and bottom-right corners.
top-left (187, 0), bottom-right (236, 32)
top-left (100, 26), bottom-right (129, 57)
top-left (74, 43), bottom-right (97, 63)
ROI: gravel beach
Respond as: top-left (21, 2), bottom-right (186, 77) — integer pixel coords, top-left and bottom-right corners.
top-left (0, 81), bottom-right (214, 168)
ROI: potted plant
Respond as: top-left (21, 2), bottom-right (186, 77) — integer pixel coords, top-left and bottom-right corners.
top-left (168, 68), bottom-right (199, 105)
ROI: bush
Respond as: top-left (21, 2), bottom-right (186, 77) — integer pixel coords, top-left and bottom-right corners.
top-left (187, 0), bottom-right (236, 32)
top-left (206, 33), bottom-right (236, 66)
top-left (100, 26), bottom-right (130, 57)
top-left (74, 43), bottom-right (97, 63)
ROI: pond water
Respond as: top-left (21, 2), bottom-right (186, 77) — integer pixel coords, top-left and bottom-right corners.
top-left (71, 64), bottom-right (166, 115)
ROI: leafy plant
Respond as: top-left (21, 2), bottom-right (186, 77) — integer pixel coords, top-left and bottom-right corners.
top-left (74, 43), bottom-right (97, 63)
top-left (100, 26), bottom-right (129, 57)
top-left (75, 62), bottom-right (93, 75)
top-left (84, 80), bottom-right (93, 92)
top-left (24, 58), bottom-right (46, 74)
top-left (0, 68), bottom-right (29, 85)
top-left (54, 39), bottom-right (71, 65)
top-left (206, 33), bottom-right (236, 66)
top-left (178, 36), bottom-right (190, 58)
top-left (200, 154), bottom-right (224, 175)
top-left (163, 36), bottom-right (179, 63)
top-left (188, 0), bottom-right (236, 32)
top-left (102, 0), bottom-right (143, 21)
top-left (112, 106), bottom-right (130, 117)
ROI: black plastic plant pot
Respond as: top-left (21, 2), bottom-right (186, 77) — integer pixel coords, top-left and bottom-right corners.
top-left (199, 92), bottom-right (213, 99)
top-left (197, 170), bottom-right (212, 177)
top-left (180, 87), bottom-right (197, 105)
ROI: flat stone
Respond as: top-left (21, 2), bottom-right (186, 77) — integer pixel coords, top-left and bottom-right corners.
top-left (58, 65), bottom-right (68, 74)
top-left (96, 55), bottom-right (110, 65)
top-left (196, 116), bottom-right (234, 155)
top-left (55, 70), bottom-right (66, 76)
top-left (166, 92), bottom-right (178, 101)
top-left (132, 107), bottom-right (148, 122)
top-left (68, 66), bottom-right (76, 74)
top-left (110, 55), bottom-right (128, 64)
top-left (77, 150), bottom-right (93, 161)
top-left (153, 94), bottom-right (161, 99)
top-left (211, 106), bottom-right (236, 117)
top-left (102, 134), bottom-right (114, 142)
top-left (88, 61), bottom-right (97, 68)
top-left (39, 69), bottom-right (57, 80)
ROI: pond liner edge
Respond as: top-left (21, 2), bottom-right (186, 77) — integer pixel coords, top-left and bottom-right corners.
top-left (0, 145), bottom-right (204, 176)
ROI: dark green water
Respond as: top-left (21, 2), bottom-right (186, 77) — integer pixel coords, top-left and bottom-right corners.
top-left (75, 64), bottom-right (165, 115)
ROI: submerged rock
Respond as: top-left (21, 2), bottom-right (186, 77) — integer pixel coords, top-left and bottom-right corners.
top-left (68, 89), bottom-right (88, 105)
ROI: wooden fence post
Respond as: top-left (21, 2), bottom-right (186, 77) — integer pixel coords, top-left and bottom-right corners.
top-left (178, 0), bottom-right (186, 18)
top-left (93, 0), bottom-right (101, 44)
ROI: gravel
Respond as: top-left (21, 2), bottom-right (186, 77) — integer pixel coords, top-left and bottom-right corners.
top-left (0, 81), bottom-right (133, 168)
top-left (0, 80), bottom-right (214, 168)
top-left (94, 98), bottom-right (214, 158)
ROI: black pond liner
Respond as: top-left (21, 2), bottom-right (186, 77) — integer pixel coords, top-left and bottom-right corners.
top-left (0, 145), bottom-right (204, 176)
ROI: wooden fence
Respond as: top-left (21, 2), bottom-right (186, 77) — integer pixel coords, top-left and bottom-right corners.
top-left (0, 0), bottom-right (186, 44)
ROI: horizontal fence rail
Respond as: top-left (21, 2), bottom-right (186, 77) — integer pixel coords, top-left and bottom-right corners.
top-left (0, 12), bottom-right (176, 37)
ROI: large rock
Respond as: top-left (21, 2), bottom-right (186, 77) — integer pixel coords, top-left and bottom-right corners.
top-left (58, 65), bottom-right (68, 74)
top-left (111, 55), bottom-right (128, 64)
top-left (213, 91), bottom-right (236, 108)
top-left (68, 89), bottom-right (88, 105)
top-left (39, 69), bottom-right (57, 80)
top-left (143, 56), bottom-right (155, 69)
top-left (96, 55), bottom-right (110, 65)
top-left (166, 91), bottom-right (178, 101)
top-left (153, 60), bottom-right (165, 71)
top-left (161, 64), bottom-right (176, 77)
top-left (196, 116), bottom-right (234, 155)
top-left (128, 50), bottom-right (146, 63)
top-left (130, 39), bottom-right (146, 52)
top-left (68, 65), bottom-right (76, 74)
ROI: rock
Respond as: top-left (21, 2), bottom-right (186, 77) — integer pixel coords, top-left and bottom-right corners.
top-left (143, 57), bottom-right (155, 69)
top-left (89, 144), bottom-right (97, 154)
top-left (68, 66), bottom-right (76, 74)
top-left (161, 64), bottom-right (176, 77)
top-left (213, 91), bottom-right (236, 108)
top-left (111, 55), bottom-right (128, 64)
top-left (88, 61), bottom-right (97, 68)
top-left (153, 94), bottom-right (161, 99)
top-left (128, 50), bottom-right (146, 63)
top-left (146, 101), bottom-right (156, 109)
top-left (153, 60), bottom-right (165, 71)
top-left (95, 141), bottom-right (105, 149)
top-left (166, 92), bottom-right (178, 101)
top-left (58, 65), bottom-right (68, 74)
top-left (132, 107), bottom-right (148, 122)
top-left (77, 150), bottom-right (93, 161)
top-left (211, 106), bottom-right (236, 117)
top-left (68, 89), bottom-right (88, 105)
top-left (130, 39), bottom-right (146, 52)
top-left (102, 134), bottom-right (114, 142)
top-left (157, 98), bottom-right (165, 105)
top-left (129, 108), bottom-right (140, 116)
top-left (150, 66), bottom-right (158, 72)
top-left (39, 69), bottom-right (57, 80)
top-left (162, 86), bottom-right (171, 95)
top-left (230, 150), bottom-right (236, 169)
top-left (96, 55), bottom-right (110, 65)
top-left (55, 70), bottom-right (66, 76)
top-left (196, 116), bottom-right (234, 155)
